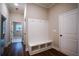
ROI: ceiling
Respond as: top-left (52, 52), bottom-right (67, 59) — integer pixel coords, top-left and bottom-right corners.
top-left (6, 3), bottom-right (55, 14)
top-left (35, 3), bottom-right (55, 8)
top-left (6, 3), bottom-right (25, 14)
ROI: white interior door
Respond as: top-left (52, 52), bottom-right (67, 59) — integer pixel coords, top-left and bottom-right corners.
top-left (59, 9), bottom-right (78, 56)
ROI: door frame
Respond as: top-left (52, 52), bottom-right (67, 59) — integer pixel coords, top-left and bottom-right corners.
top-left (11, 20), bottom-right (24, 43)
top-left (78, 4), bottom-right (79, 55)
top-left (58, 8), bottom-right (78, 55)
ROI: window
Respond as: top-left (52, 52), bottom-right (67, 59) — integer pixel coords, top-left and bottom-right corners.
top-left (16, 24), bottom-right (22, 31)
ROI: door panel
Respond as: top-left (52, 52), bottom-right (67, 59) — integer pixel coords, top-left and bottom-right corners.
top-left (59, 9), bottom-right (78, 55)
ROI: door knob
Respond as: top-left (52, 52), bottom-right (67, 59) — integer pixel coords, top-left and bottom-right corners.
top-left (60, 34), bottom-right (63, 37)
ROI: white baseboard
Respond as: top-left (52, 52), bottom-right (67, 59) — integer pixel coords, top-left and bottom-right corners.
top-left (25, 48), bottom-right (29, 51)
top-left (52, 46), bottom-right (61, 52)
top-left (5, 41), bottom-right (11, 47)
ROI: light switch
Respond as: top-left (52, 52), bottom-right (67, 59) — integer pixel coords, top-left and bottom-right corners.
top-left (53, 29), bottom-right (56, 32)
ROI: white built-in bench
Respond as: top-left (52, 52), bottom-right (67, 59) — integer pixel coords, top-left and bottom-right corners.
top-left (28, 40), bottom-right (52, 55)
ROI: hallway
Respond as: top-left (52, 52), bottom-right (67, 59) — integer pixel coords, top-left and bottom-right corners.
top-left (0, 3), bottom-right (78, 56)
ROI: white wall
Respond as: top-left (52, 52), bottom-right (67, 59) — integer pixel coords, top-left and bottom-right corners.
top-left (27, 4), bottom-right (48, 20)
top-left (10, 13), bottom-right (24, 22)
top-left (1, 4), bottom-right (9, 18)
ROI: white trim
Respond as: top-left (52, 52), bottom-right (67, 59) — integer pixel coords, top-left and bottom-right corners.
top-left (25, 48), bottom-right (29, 51)
top-left (77, 4), bottom-right (79, 56)
top-left (59, 8), bottom-right (78, 16)
top-left (5, 41), bottom-right (11, 47)
top-left (52, 46), bottom-right (60, 52)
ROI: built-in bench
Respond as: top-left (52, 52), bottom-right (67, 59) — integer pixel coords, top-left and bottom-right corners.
top-left (28, 40), bottom-right (52, 55)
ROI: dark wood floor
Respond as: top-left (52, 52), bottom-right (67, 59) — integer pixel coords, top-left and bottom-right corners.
top-left (3, 42), bottom-right (66, 56)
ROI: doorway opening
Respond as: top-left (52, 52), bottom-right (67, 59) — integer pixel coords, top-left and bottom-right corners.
top-left (12, 22), bottom-right (23, 43)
